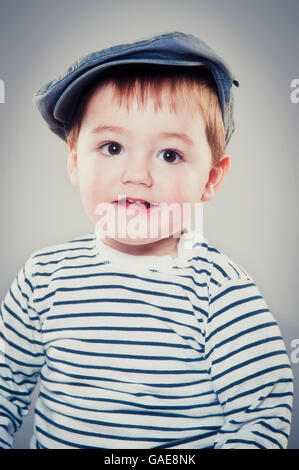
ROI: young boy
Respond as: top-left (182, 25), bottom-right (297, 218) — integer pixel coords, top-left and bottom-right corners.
top-left (0, 32), bottom-right (293, 449)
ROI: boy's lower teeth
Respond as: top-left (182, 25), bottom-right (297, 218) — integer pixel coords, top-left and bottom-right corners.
top-left (127, 201), bottom-right (147, 209)
top-left (125, 200), bottom-right (148, 208)
top-left (116, 199), bottom-right (156, 210)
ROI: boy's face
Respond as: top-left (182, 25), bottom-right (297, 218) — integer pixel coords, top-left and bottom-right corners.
top-left (68, 83), bottom-right (229, 257)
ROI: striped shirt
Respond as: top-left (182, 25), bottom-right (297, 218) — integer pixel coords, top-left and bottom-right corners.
top-left (0, 231), bottom-right (293, 449)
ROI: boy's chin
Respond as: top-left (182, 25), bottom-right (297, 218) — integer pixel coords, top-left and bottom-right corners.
top-left (95, 220), bottom-right (184, 244)
top-left (100, 234), bottom-right (181, 258)
top-left (103, 234), bottom-right (172, 246)
top-left (114, 237), bottom-right (157, 246)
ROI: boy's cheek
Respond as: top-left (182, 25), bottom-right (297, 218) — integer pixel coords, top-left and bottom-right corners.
top-left (170, 185), bottom-right (198, 206)
top-left (86, 184), bottom-right (111, 221)
top-left (79, 190), bottom-right (100, 224)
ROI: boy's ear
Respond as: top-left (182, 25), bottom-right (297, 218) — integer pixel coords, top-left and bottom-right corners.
top-left (67, 144), bottom-right (79, 188)
top-left (201, 154), bottom-right (230, 202)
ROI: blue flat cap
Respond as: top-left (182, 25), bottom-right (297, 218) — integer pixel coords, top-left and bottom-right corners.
top-left (33, 31), bottom-right (239, 145)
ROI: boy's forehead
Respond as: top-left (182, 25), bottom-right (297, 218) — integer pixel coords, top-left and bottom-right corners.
top-left (83, 81), bottom-right (203, 123)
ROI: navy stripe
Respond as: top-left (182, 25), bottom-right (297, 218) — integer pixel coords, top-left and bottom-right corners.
top-left (23, 274), bottom-right (34, 294)
top-left (44, 338), bottom-right (199, 349)
top-left (0, 373), bottom-right (37, 388)
top-left (257, 421), bottom-right (289, 439)
top-left (32, 261), bottom-right (109, 277)
top-left (0, 408), bottom-right (21, 431)
top-left (205, 322), bottom-right (278, 354)
top-left (252, 430), bottom-right (283, 448)
top-left (35, 254), bottom-right (98, 266)
top-left (2, 321), bottom-right (43, 347)
top-left (0, 435), bottom-right (10, 447)
top-left (211, 262), bottom-right (231, 280)
top-left (35, 425), bottom-right (105, 449)
top-left (52, 298), bottom-right (195, 318)
top-left (40, 390), bottom-right (218, 415)
top-left (231, 413), bottom-right (291, 427)
top-left (40, 367), bottom-right (210, 389)
top-left (213, 350), bottom-right (288, 381)
top-left (48, 355), bottom-right (207, 376)
top-left (246, 403), bottom-right (292, 413)
top-left (221, 378), bottom-right (294, 406)
top-left (152, 430), bottom-right (217, 448)
top-left (224, 438), bottom-right (266, 449)
top-left (228, 262), bottom-right (242, 278)
top-left (0, 335), bottom-right (42, 358)
top-left (44, 311), bottom-right (203, 334)
top-left (2, 303), bottom-right (39, 332)
top-left (44, 364), bottom-right (209, 389)
top-left (206, 309), bottom-right (272, 341)
top-left (36, 283), bottom-right (191, 303)
top-left (210, 282), bottom-right (256, 304)
top-left (52, 386), bottom-right (214, 401)
top-left (0, 351), bottom-right (43, 368)
top-left (32, 245), bottom-right (95, 258)
top-left (211, 336), bottom-right (283, 365)
top-left (35, 408), bottom-right (175, 442)
top-left (216, 364), bottom-right (292, 395)
top-left (208, 296), bottom-right (266, 323)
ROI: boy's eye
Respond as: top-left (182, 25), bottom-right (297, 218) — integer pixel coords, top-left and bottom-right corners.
top-left (100, 142), bottom-right (123, 156)
top-left (157, 149), bottom-right (182, 164)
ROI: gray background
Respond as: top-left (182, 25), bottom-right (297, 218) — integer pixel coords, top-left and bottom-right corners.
top-left (0, 0), bottom-right (298, 449)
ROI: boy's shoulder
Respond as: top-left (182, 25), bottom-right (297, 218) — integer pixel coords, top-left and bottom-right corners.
top-left (31, 232), bottom-right (95, 256)
top-left (191, 235), bottom-right (253, 289)
top-left (26, 233), bottom-right (96, 269)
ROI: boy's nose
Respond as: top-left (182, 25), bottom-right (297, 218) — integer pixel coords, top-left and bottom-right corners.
top-left (120, 157), bottom-right (153, 187)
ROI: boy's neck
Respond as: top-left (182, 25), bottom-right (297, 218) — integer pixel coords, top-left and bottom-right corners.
top-left (101, 235), bottom-right (181, 259)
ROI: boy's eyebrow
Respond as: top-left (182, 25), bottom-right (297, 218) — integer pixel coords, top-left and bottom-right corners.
top-left (91, 126), bottom-right (194, 146)
top-left (159, 132), bottom-right (194, 146)
top-left (92, 125), bottom-right (125, 135)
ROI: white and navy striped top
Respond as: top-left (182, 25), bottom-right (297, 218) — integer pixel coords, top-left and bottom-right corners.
top-left (0, 231), bottom-right (293, 449)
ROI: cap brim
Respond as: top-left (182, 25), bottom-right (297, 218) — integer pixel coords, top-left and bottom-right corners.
top-left (53, 58), bottom-right (208, 126)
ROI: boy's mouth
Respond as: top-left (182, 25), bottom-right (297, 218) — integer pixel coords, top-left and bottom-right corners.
top-left (113, 197), bottom-right (159, 213)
